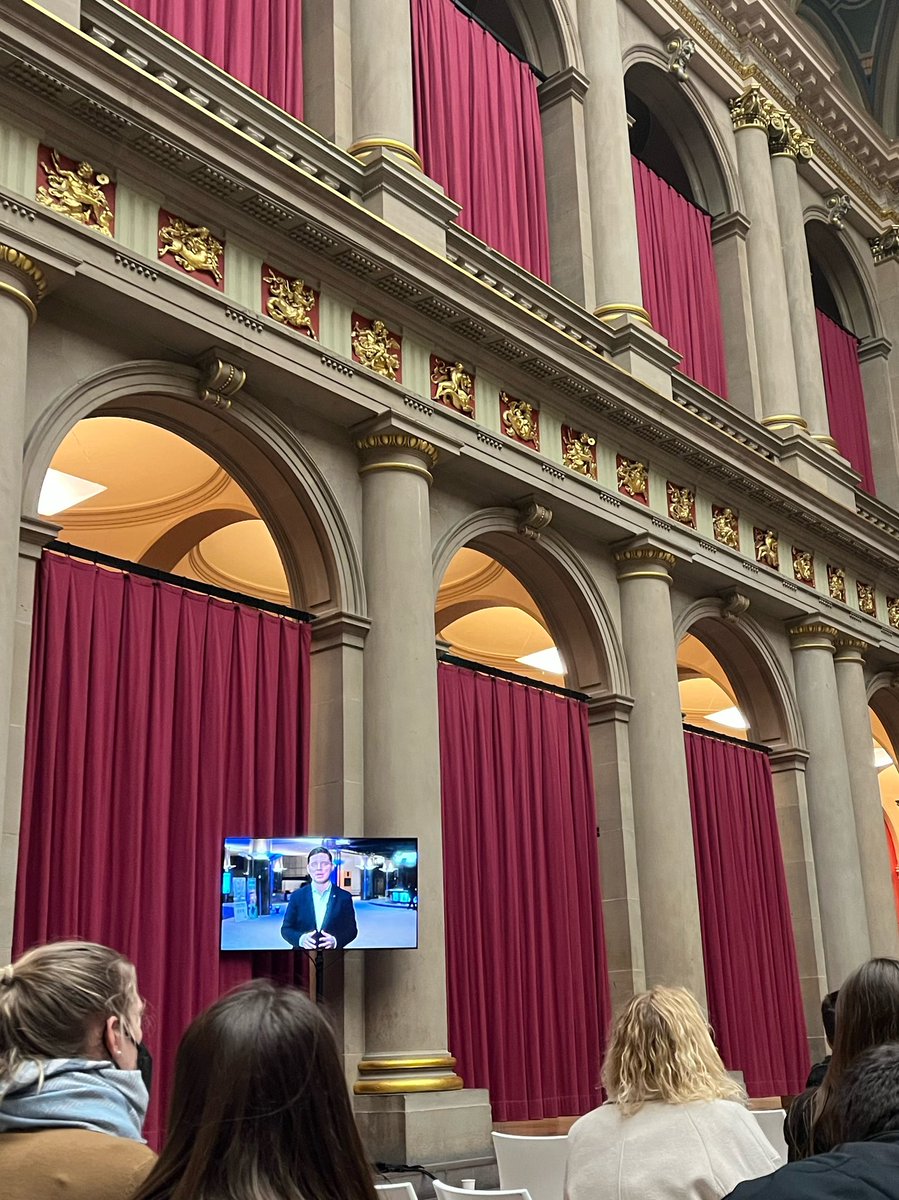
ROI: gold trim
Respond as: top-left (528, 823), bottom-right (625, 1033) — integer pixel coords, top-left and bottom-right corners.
top-left (0, 280), bottom-right (38, 325)
top-left (811, 433), bottom-right (840, 449)
top-left (788, 623), bottom-right (838, 638)
top-left (355, 433), bottom-right (439, 467)
top-left (761, 414), bottom-right (808, 430)
top-left (354, 1075), bottom-right (464, 1095)
top-left (614, 548), bottom-right (677, 568)
top-left (358, 460), bottom-right (433, 483)
top-left (0, 244), bottom-right (47, 304)
top-left (616, 569), bottom-right (673, 582)
top-left (593, 302), bottom-right (652, 325)
top-left (347, 138), bottom-right (424, 172)
top-left (358, 1055), bottom-right (457, 1072)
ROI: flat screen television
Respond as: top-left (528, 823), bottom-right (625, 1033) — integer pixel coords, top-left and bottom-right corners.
top-left (220, 836), bottom-right (418, 951)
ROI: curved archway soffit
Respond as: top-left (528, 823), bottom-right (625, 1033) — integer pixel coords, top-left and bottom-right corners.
top-left (804, 214), bottom-right (882, 340)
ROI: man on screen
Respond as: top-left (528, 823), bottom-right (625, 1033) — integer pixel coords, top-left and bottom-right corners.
top-left (280, 845), bottom-right (358, 950)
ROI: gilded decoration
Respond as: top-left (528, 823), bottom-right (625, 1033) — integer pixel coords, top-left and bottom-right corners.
top-left (0, 244), bottom-right (47, 324)
top-left (562, 426), bottom-right (597, 478)
top-left (870, 227), bottom-right (899, 265)
top-left (828, 565), bottom-right (847, 603)
top-left (754, 527), bottom-right (779, 569)
top-left (826, 192), bottom-right (851, 230)
top-left (500, 393), bottom-right (539, 448)
top-left (36, 146), bottom-right (114, 235)
top-left (888, 597), bottom-right (899, 630)
top-left (197, 356), bottom-right (245, 410)
top-left (616, 456), bottom-right (649, 503)
top-left (767, 109), bottom-right (814, 160)
top-left (712, 505), bottom-right (740, 551)
top-left (431, 357), bottom-right (475, 416)
top-left (857, 582), bottom-right (877, 618)
top-left (792, 547), bottom-right (815, 587)
top-left (729, 86), bottom-right (770, 131)
top-left (263, 266), bottom-right (317, 337)
top-left (666, 33), bottom-right (696, 82)
top-left (158, 213), bottom-right (224, 285)
top-left (354, 433), bottom-right (439, 468)
top-left (353, 317), bottom-right (401, 379)
top-left (666, 482), bottom-right (695, 527)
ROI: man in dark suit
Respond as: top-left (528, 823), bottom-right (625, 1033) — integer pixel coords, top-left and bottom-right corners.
top-left (280, 845), bottom-right (357, 949)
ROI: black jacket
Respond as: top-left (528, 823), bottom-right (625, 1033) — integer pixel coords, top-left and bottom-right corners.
top-left (725, 1130), bottom-right (899, 1200)
top-left (280, 883), bottom-right (358, 948)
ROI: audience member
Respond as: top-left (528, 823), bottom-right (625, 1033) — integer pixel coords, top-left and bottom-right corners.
top-left (0, 940), bottom-right (155, 1200)
top-left (131, 978), bottom-right (376, 1200)
top-left (784, 988), bottom-right (838, 1160)
top-left (564, 986), bottom-right (780, 1200)
top-left (724, 1041), bottom-right (899, 1198)
top-left (786, 958), bottom-right (899, 1159)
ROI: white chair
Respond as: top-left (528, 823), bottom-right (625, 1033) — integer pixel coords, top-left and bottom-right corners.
top-left (434, 1182), bottom-right (532, 1200)
top-left (491, 1132), bottom-right (569, 1200)
top-left (752, 1108), bottom-right (789, 1166)
top-left (375, 1185), bottom-right (418, 1200)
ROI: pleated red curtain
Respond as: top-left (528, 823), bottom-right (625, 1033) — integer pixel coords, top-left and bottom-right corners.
top-left (121, 0), bottom-right (304, 120)
top-left (14, 551), bottom-right (311, 1145)
top-left (411, 0), bottom-right (551, 281)
top-left (685, 731), bottom-right (809, 1096)
top-left (632, 156), bottom-right (729, 398)
top-left (816, 308), bottom-right (875, 493)
top-left (885, 815), bottom-right (899, 930)
top-left (438, 662), bottom-right (610, 1120)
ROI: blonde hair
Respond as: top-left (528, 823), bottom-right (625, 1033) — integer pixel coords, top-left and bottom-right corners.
top-left (0, 941), bottom-right (139, 1086)
top-left (602, 986), bottom-right (745, 1115)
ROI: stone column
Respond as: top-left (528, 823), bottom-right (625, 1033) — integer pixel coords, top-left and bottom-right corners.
top-left (348, 0), bottom-right (418, 171)
top-left (729, 88), bottom-right (804, 433)
top-left (710, 212), bottom-right (761, 421)
top-left (302, 0), bottom-right (353, 149)
top-left (833, 638), bottom-right (899, 957)
top-left (857, 337), bottom-right (899, 509)
top-left (353, 422), bottom-right (490, 1162)
top-left (767, 112), bottom-right (832, 444)
top-left (615, 541), bottom-right (706, 1003)
top-left (576, 0), bottom-right (647, 326)
top-left (789, 622), bottom-right (870, 985)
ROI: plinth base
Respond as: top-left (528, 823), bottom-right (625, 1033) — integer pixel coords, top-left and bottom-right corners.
top-left (355, 1088), bottom-right (493, 1164)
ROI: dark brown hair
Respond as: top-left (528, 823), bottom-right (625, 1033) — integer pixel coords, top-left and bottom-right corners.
top-left (131, 980), bottom-right (376, 1200)
top-left (811, 959), bottom-right (899, 1153)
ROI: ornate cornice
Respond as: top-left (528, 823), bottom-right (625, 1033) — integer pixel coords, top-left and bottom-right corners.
top-left (355, 433), bottom-right (439, 467)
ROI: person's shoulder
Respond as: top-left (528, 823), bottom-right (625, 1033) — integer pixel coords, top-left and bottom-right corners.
top-left (0, 1130), bottom-right (156, 1200)
top-left (568, 1103), bottom-right (620, 1139)
top-left (724, 1149), bottom-right (867, 1200)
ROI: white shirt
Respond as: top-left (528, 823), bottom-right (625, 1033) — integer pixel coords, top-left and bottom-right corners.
top-left (312, 883), bottom-right (331, 931)
top-left (565, 1099), bottom-right (780, 1200)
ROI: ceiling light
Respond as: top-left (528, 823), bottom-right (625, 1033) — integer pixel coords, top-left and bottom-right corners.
top-left (517, 647), bottom-right (565, 674)
top-left (38, 468), bottom-right (107, 516)
top-left (707, 706), bottom-right (749, 731)
top-left (874, 745), bottom-right (894, 771)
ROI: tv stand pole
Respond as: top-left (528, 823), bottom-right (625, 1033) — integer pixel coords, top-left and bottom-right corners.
top-left (315, 946), bottom-right (325, 1004)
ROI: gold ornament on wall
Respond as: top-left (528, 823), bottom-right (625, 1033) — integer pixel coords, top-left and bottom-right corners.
top-left (888, 597), bottom-right (899, 629)
top-left (158, 214), bottom-right (223, 284)
top-left (561, 426), bottom-right (597, 478)
top-left (712, 506), bottom-right (740, 550)
top-left (500, 393), bottom-right (539, 448)
top-left (616, 456), bottom-right (649, 503)
top-left (353, 318), bottom-right (401, 379)
top-left (729, 86), bottom-right (770, 131)
top-left (666, 482), bottom-right (695, 527)
top-left (37, 146), bottom-right (114, 235)
top-left (263, 267), bottom-right (317, 337)
top-left (792, 547), bottom-right (815, 586)
top-left (431, 358), bottom-right (475, 415)
top-left (754, 527), bottom-right (779, 569)
top-left (827, 565), bottom-right (847, 603)
top-left (857, 582), bottom-right (877, 618)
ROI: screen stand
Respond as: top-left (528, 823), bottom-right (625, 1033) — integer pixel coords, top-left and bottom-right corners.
top-left (314, 946), bottom-right (325, 1005)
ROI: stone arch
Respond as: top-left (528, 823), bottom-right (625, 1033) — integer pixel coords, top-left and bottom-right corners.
top-left (622, 51), bottom-right (738, 217)
top-left (432, 508), bottom-right (627, 696)
top-left (22, 360), bottom-right (365, 616)
top-left (804, 214), bottom-right (883, 340)
top-left (471, 0), bottom-right (582, 74)
top-left (867, 675), bottom-right (899, 753)
top-left (674, 600), bottom-right (804, 749)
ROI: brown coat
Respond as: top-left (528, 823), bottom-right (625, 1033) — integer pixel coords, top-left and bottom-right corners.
top-left (0, 1128), bottom-right (156, 1199)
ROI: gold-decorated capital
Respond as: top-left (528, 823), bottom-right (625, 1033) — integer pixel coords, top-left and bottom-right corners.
top-left (614, 547), bottom-right (677, 584)
top-left (355, 432), bottom-right (439, 467)
top-left (788, 621), bottom-right (838, 650)
top-left (0, 244), bottom-right (48, 325)
top-left (729, 86), bottom-right (771, 132)
top-left (834, 636), bottom-right (868, 659)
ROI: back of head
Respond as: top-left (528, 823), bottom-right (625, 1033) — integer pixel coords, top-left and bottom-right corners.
top-left (838, 1042), bottom-right (899, 1143)
top-left (0, 941), bottom-right (138, 1086)
top-left (132, 980), bottom-right (375, 1200)
top-left (601, 986), bottom-right (743, 1116)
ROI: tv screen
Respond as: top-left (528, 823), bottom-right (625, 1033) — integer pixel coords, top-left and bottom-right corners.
top-left (221, 836), bottom-right (418, 951)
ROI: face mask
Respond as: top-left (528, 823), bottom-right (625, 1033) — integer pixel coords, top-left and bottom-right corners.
top-left (135, 1042), bottom-right (153, 1097)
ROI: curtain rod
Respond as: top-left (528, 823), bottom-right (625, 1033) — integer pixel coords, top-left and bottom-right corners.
top-left (682, 722), bottom-right (771, 754)
top-left (437, 650), bottom-right (588, 701)
top-left (46, 541), bottom-right (314, 623)
top-left (448, 0), bottom-right (547, 80)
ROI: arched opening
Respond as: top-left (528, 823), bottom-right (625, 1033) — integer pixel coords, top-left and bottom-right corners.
top-left (868, 700), bottom-right (899, 928)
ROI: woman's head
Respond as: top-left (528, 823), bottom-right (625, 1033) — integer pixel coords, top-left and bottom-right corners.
top-left (132, 980), bottom-right (375, 1200)
top-left (602, 986), bottom-right (743, 1115)
top-left (0, 941), bottom-right (142, 1082)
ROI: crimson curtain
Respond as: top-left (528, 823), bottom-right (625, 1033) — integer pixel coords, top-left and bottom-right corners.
top-left (438, 662), bottom-right (610, 1120)
top-left (14, 551), bottom-right (310, 1144)
top-left (632, 157), bottom-right (729, 398)
top-left (412, 0), bottom-right (551, 281)
top-left (121, 0), bottom-right (304, 120)
top-left (685, 731), bottom-right (808, 1095)
top-left (816, 308), bottom-right (875, 493)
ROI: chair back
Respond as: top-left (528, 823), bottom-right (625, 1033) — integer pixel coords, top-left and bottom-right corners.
top-left (433, 1182), bottom-right (532, 1200)
top-left (752, 1108), bottom-right (789, 1166)
top-left (491, 1132), bottom-right (569, 1200)
top-left (375, 1185), bottom-right (418, 1200)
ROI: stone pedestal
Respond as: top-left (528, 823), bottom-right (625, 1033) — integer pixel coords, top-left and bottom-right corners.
top-left (789, 622), bottom-right (870, 985)
top-left (615, 541), bottom-right (705, 1003)
top-left (349, 0), bottom-right (418, 171)
top-left (354, 1089), bottom-right (493, 1164)
top-left (833, 639), bottom-right (899, 957)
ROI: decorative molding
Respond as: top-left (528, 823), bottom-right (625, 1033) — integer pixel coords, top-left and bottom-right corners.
top-left (196, 354), bottom-right (245, 409)
top-left (730, 86), bottom-right (769, 132)
top-left (224, 307), bottom-right (263, 333)
top-left (0, 243), bottom-right (47, 301)
top-left (767, 107), bottom-right (814, 160)
top-left (870, 227), bottom-right (899, 266)
top-left (321, 354), bottom-right (354, 377)
top-left (614, 547), bottom-right (677, 569)
top-left (788, 621), bottom-right (838, 645)
top-left (720, 588), bottom-right (750, 621)
top-left (536, 67), bottom-right (589, 110)
top-left (516, 498), bottom-right (552, 542)
top-left (825, 191), bottom-right (851, 230)
top-left (114, 252), bottom-right (158, 280)
top-left (476, 431), bottom-right (504, 451)
top-left (666, 31), bottom-right (696, 82)
top-left (354, 433), bottom-right (439, 468)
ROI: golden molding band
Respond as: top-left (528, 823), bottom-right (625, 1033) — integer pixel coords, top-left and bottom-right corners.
top-left (355, 433), bottom-right (439, 467)
top-left (616, 569), bottom-right (673, 583)
top-left (354, 1075), bottom-right (464, 1095)
top-left (0, 244), bottom-right (48, 322)
top-left (593, 302), bottom-right (652, 325)
top-left (0, 280), bottom-right (38, 326)
top-left (358, 460), bottom-right (433, 483)
top-left (614, 548), bottom-right (677, 568)
top-left (811, 433), bottom-right (840, 450)
top-left (347, 138), bottom-right (424, 172)
top-left (761, 414), bottom-right (808, 430)
top-left (358, 1055), bottom-right (457, 1072)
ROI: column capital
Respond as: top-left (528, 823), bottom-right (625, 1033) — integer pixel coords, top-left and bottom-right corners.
top-left (870, 227), bottom-right (899, 266)
top-left (0, 244), bottom-right (48, 325)
top-left (767, 109), bottom-right (815, 160)
top-left (538, 66), bottom-right (590, 110)
top-left (833, 636), bottom-right (870, 664)
top-left (585, 690), bottom-right (635, 725)
top-left (310, 609), bottom-right (371, 653)
top-left (354, 415), bottom-right (441, 485)
top-left (710, 210), bottom-right (751, 245)
top-left (857, 336), bottom-right (892, 363)
top-left (788, 621), bottom-right (839, 651)
top-left (729, 85), bottom-right (771, 132)
top-left (614, 540), bottom-right (677, 583)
